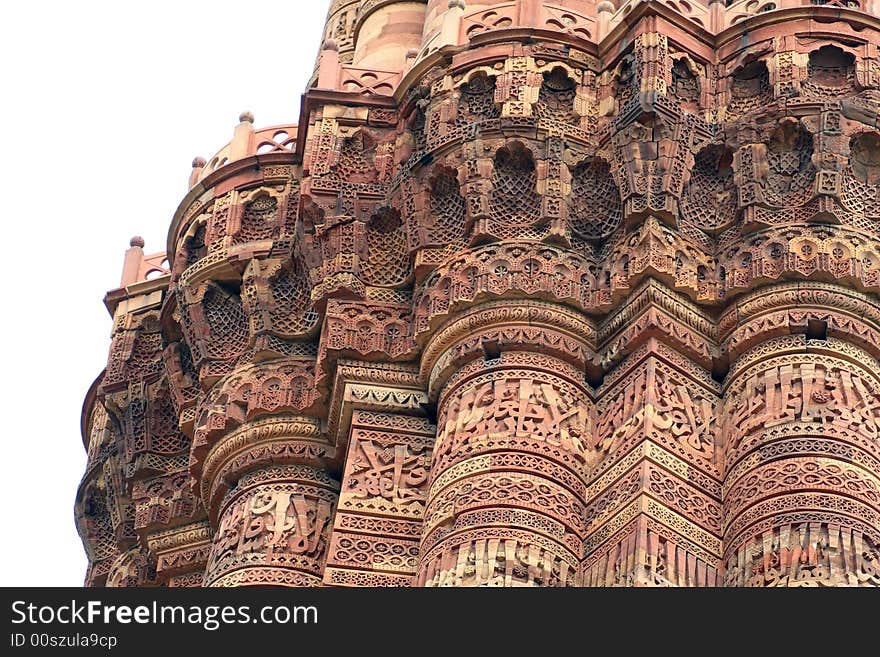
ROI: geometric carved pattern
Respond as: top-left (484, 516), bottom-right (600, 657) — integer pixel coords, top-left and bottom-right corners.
top-left (568, 158), bottom-right (622, 241)
top-left (534, 68), bottom-right (577, 124)
top-left (455, 73), bottom-right (500, 127)
top-left (680, 145), bottom-right (736, 234)
top-left (428, 167), bottom-right (467, 246)
top-left (594, 354), bottom-right (719, 470)
top-left (724, 524), bottom-right (880, 587)
top-left (722, 336), bottom-right (880, 585)
top-left (418, 352), bottom-right (592, 586)
top-left (671, 58), bottom-right (700, 108)
top-left (361, 208), bottom-right (410, 287)
top-left (324, 411), bottom-right (433, 586)
top-left (763, 119), bottom-right (816, 208)
top-left (803, 46), bottom-right (856, 101)
top-left (726, 60), bottom-right (773, 122)
top-left (233, 194), bottom-right (277, 244)
top-left (489, 142), bottom-right (541, 235)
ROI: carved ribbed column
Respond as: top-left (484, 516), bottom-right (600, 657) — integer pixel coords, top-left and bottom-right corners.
top-left (721, 328), bottom-right (880, 586)
top-left (166, 132), bottom-right (332, 587)
top-left (583, 337), bottom-right (723, 587)
top-left (189, 359), bottom-right (340, 587)
top-left (308, 0), bottom-right (361, 87)
top-left (324, 410), bottom-right (434, 587)
top-left (204, 464), bottom-right (339, 587)
top-left (193, 407), bottom-right (339, 587)
top-left (352, 1), bottom-right (427, 71)
top-left (415, 301), bottom-right (595, 586)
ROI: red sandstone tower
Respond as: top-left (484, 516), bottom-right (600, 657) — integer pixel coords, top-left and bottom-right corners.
top-left (77, 0), bottom-right (880, 587)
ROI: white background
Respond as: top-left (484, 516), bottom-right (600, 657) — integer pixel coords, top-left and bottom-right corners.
top-left (0, 1), bottom-right (328, 586)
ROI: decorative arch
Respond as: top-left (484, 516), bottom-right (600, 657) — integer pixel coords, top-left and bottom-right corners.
top-left (763, 118), bottom-right (816, 208)
top-left (489, 141), bottom-right (542, 234)
top-left (670, 54), bottom-right (702, 109)
top-left (567, 156), bottom-right (622, 242)
top-left (361, 206), bottom-right (411, 288)
top-left (534, 66), bottom-right (579, 124)
top-left (804, 45), bottom-right (856, 99)
top-left (428, 164), bottom-right (467, 246)
top-left (681, 144), bottom-right (737, 234)
top-left (726, 59), bottom-right (772, 121)
top-left (454, 70), bottom-right (501, 127)
top-left (234, 187), bottom-right (283, 244)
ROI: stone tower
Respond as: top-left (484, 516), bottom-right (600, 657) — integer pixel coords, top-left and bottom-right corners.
top-left (77, 0), bottom-right (880, 587)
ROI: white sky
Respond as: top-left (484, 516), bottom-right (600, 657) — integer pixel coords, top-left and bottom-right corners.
top-left (0, 1), bottom-right (329, 586)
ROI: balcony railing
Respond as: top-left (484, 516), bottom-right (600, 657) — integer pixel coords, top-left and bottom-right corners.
top-left (196, 119), bottom-right (298, 185)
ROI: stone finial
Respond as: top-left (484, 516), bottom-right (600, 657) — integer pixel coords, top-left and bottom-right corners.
top-left (442, 0), bottom-right (468, 48)
top-left (318, 38), bottom-right (342, 90)
top-left (708, 0), bottom-right (726, 32)
top-left (121, 236), bottom-right (146, 285)
top-left (189, 157), bottom-right (206, 189)
top-left (239, 111), bottom-right (254, 124)
top-left (597, 1), bottom-right (615, 40)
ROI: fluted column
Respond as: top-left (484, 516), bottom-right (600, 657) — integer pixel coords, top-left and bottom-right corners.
top-left (308, 0), bottom-right (362, 87)
top-left (204, 464), bottom-right (339, 587)
top-left (192, 393), bottom-right (339, 587)
top-left (721, 319), bottom-right (880, 586)
top-left (352, 1), bottom-right (428, 71)
top-left (168, 119), bottom-right (334, 586)
top-left (415, 301), bottom-right (595, 586)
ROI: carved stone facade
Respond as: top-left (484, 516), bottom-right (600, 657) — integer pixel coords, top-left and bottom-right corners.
top-left (78, 0), bottom-right (880, 587)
